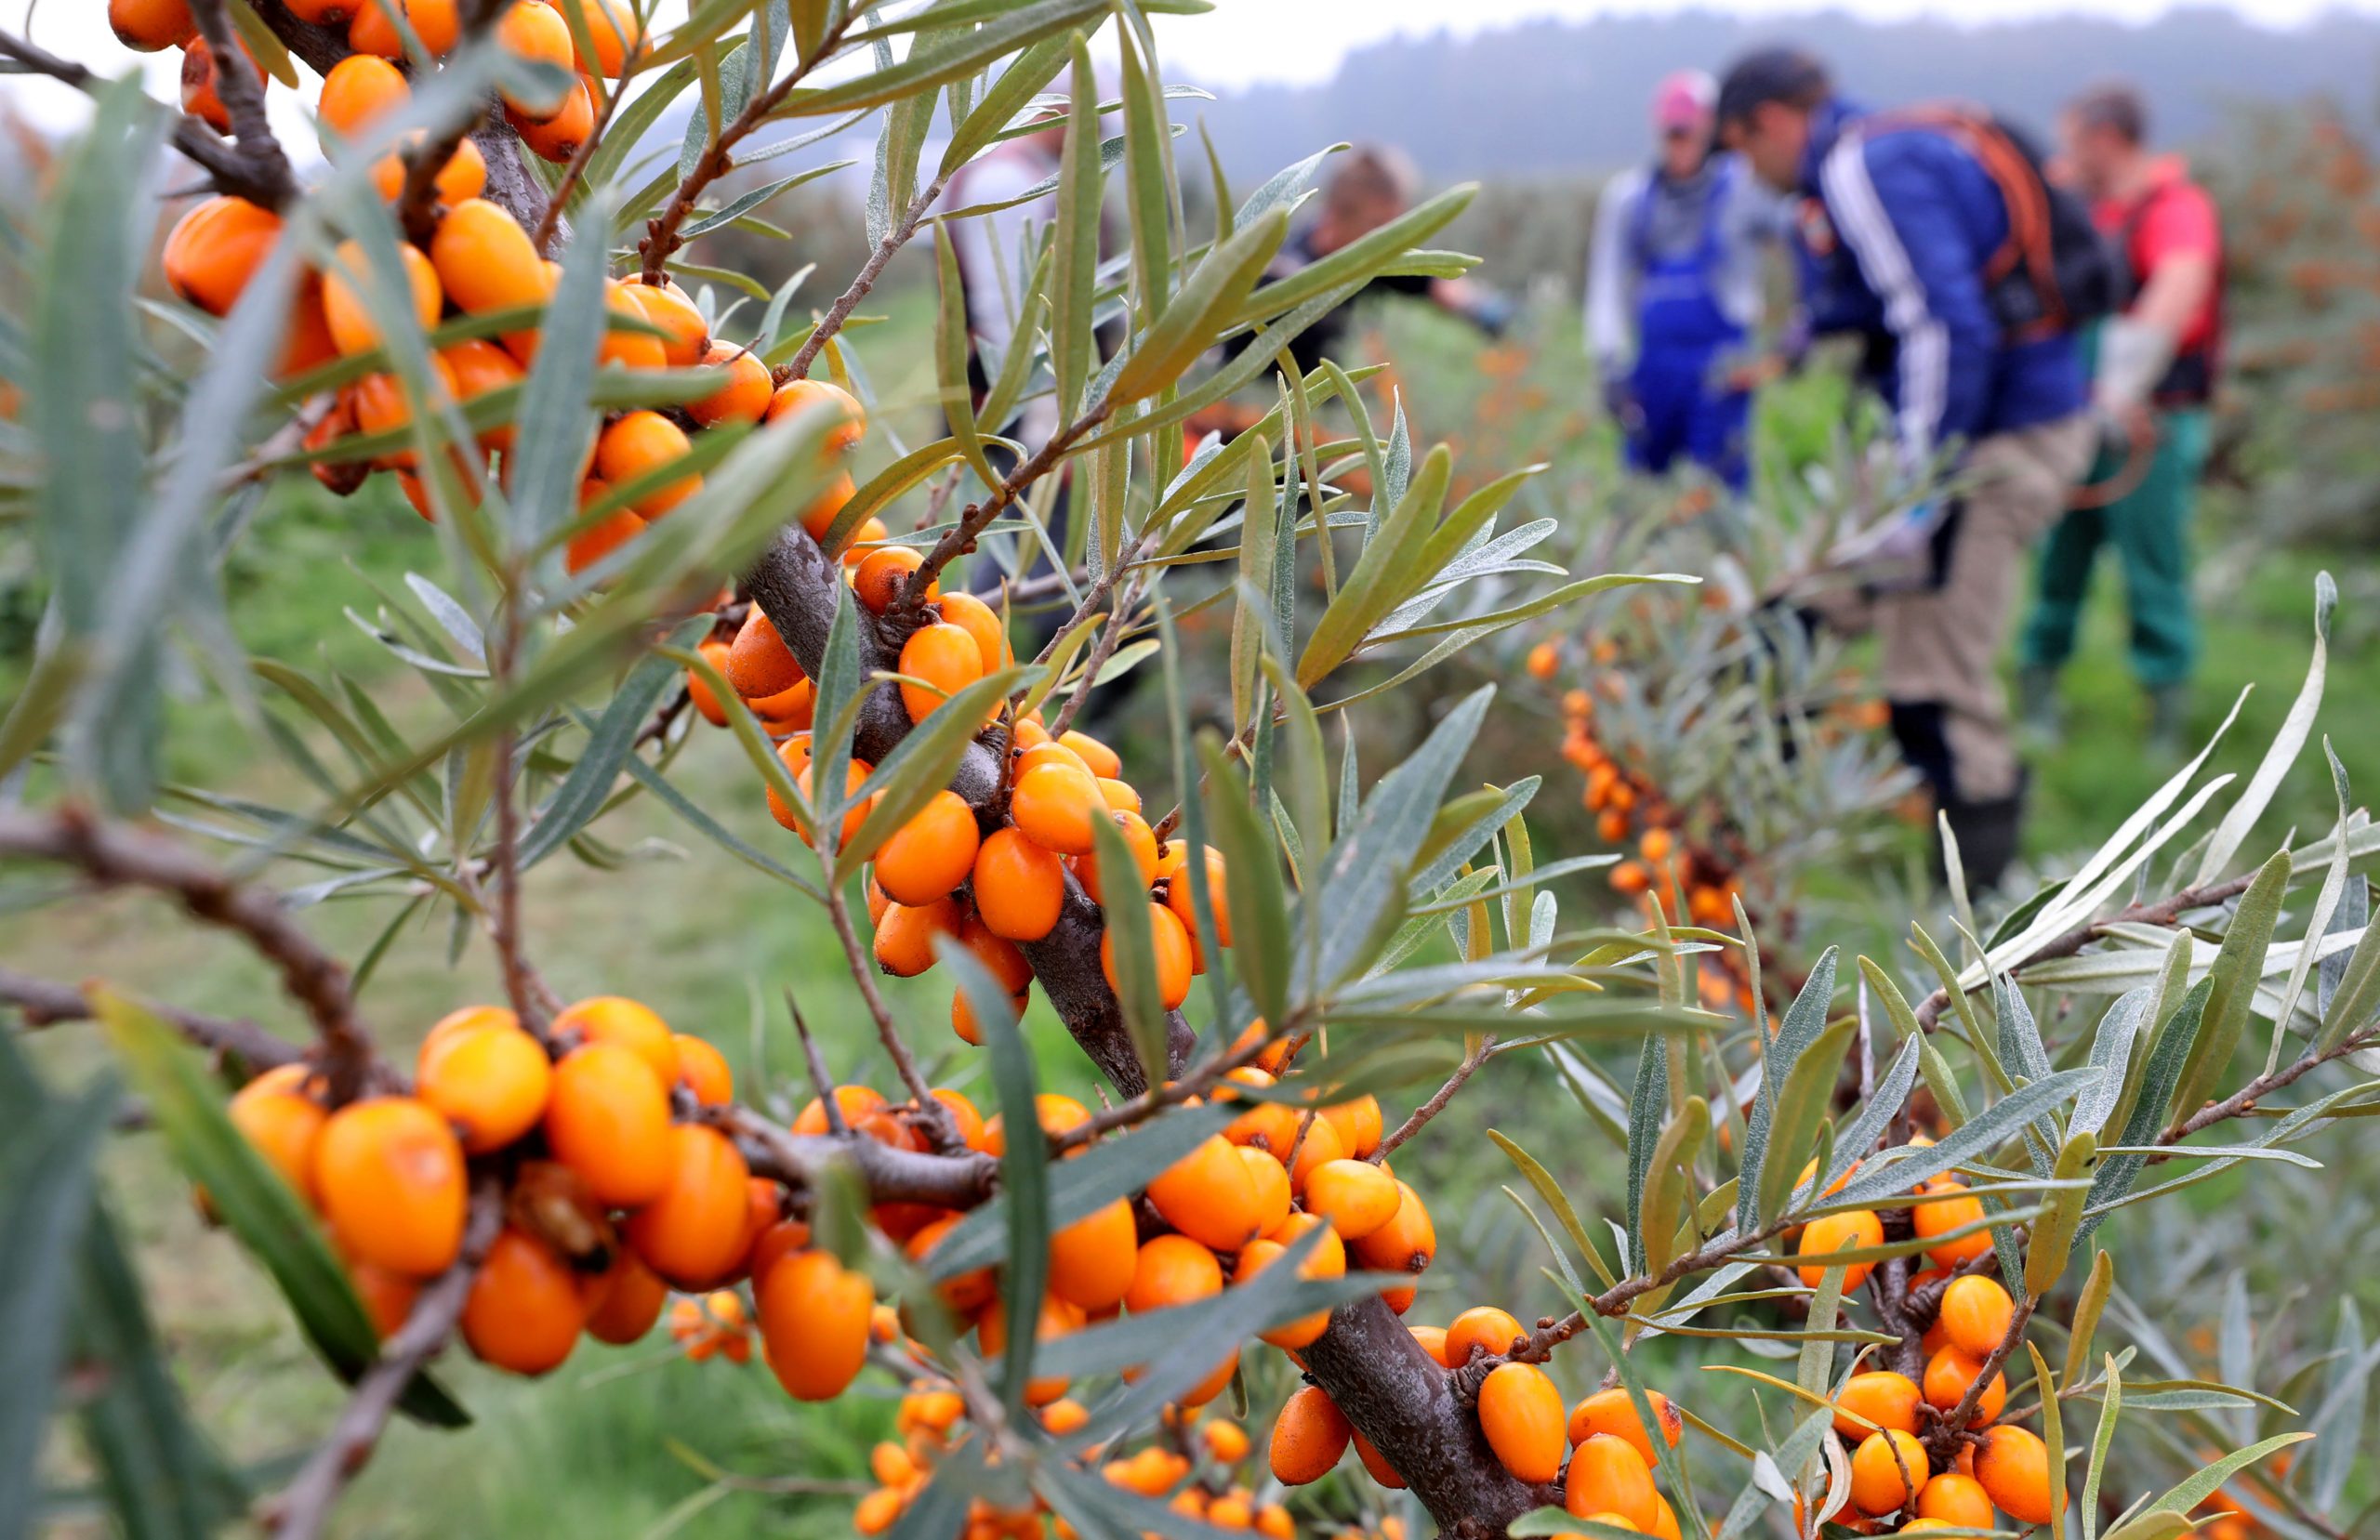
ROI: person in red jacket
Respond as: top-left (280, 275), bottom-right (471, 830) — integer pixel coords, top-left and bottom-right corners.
top-left (2020, 81), bottom-right (2225, 756)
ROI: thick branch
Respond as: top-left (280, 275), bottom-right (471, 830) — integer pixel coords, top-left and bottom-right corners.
top-left (0, 965), bottom-right (301, 1073)
top-left (0, 27), bottom-right (294, 207)
top-left (267, 1178), bottom-right (505, 1540)
top-left (0, 807), bottom-right (374, 1099)
top-left (709, 1104), bottom-right (999, 1210)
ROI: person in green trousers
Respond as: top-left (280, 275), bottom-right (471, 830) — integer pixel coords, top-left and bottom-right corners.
top-left (2021, 82), bottom-right (2225, 756)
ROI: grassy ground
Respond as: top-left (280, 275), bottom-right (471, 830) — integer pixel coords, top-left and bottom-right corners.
top-left (14, 284), bottom-right (2376, 1535)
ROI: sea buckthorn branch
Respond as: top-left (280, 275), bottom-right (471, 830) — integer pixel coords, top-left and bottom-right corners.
top-left (780, 167), bottom-right (958, 385)
top-left (819, 854), bottom-right (967, 1152)
top-left (707, 1102), bottom-right (999, 1212)
top-left (1043, 570), bottom-right (1150, 740)
top-left (391, 0), bottom-right (511, 244)
top-left (0, 963), bottom-right (302, 1073)
top-left (266, 1177), bottom-right (506, 1540)
top-left (897, 404), bottom-right (1116, 614)
top-left (188, 0), bottom-right (302, 208)
top-left (2152, 1023), bottom-right (2377, 1155)
top-left (528, 32), bottom-right (644, 253)
top-left (1371, 1033), bottom-right (1496, 1163)
top-left (0, 26), bottom-right (297, 208)
top-left (1921, 1291), bottom-right (2038, 1466)
top-left (637, 14), bottom-right (861, 284)
top-left (0, 805), bottom-right (375, 1100)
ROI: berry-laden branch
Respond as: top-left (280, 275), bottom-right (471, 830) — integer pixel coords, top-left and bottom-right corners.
top-left (266, 1178), bottom-right (506, 1540)
top-left (391, 0), bottom-right (510, 244)
top-left (895, 404), bottom-right (1115, 616)
top-left (0, 806), bottom-right (375, 1100)
top-left (0, 26), bottom-right (294, 208)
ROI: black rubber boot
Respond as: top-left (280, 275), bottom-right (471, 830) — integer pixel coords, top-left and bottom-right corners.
top-left (1938, 781), bottom-right (2027, 894)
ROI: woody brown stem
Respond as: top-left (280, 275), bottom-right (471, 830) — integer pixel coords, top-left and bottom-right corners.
top-left (391, 0), bottom-right (509, 244)
top-left (188, 0), bottom-right (299, 206)
top-left (0, 965), bottom-right (301, 1074)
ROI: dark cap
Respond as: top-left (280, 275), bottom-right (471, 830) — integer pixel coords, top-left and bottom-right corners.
top-left (1715, 47), bottom-right (1831, 127)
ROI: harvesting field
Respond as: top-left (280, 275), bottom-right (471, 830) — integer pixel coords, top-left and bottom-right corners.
top-left (1, 5), bottom-right (2375, 1540)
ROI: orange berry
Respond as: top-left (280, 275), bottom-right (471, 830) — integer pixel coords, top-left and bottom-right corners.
top-left (853, 546), bottom-right (932, 613)
top-left (792, 1084), bottom-right (885, 1135)
top-left (673, 1033), bottom-right (733, 1105)
top-left (1351, 1180), bottom-right (1437, 1275)
top-left (1913, 1184), bottom-right (1993, 1268)
top-left (349, 0), bottom-right (463, 56)
top-left (766, 376), bottom-right (866, 454)
top-left (1444, 1305), bottom-right (1527, 1368)
top-left (110, 0), bottom-right (196, 50)
top-left (438, 337), bottom-right (525, 451)
top-left (1526, 640), bottom-right (1559, 678)
top-left (1303, 1157), bottom-right (1402, 1240)
top-left (585, 1249), bottom-right (668, 1344)
top-left (803, 472), bottom-right (859, 545)
top-left (1922, 1346), bottom-right (2006, 1427)
top-left (874, 895), bottom-right (961, 978)
top-left (1060, 730), bottom-right (1120, 779)
top-left (1796, 1208), bottom-right (1884, 1291)
top-left (1048, 1196), bottom-right (1138, 1312)
top-left (1479, 1362), bottom-right (1566, 1483)
top-left (551, 995), bottom-right (678, 1086)
top-left (429, 199), bottom-right (549, 317)
top-left (1012, 760), bottom-right (1103, 856)
top-left (1850, 1428), bottom-right (1931, 1515)
top-left (934, 590), bottom-right (1011, 674)
top-left (510, 74), bottom-right (595, 161)
top-left (620, 278), bottom-right (708, 367)
top-left (1913, 1472), bottom-right (1992, 1529)
top-left (1937, 1274), bottom-right (2015, 1360)
top-left (689, 341), bottom-right (773, 427)
top-left (624, 1125), bottom-right (751, 1288)
top-left (1235, 1217), bottom-right (1344, 1349)
top-left (347, 1258), bottom-right (420, 1339)
top-left (312, 1097), bottom-right (467, 1276)
top-left (686, 638), bottom-right (732, 726)
top-left (1126, 1232), bottom-right (1224, 1314)
top-left (1268, 1386), bottom-right (1352, 1485)
top-left (1567, 1388), bottom-right (1684, 1466)
top-left (555, 0), bottom-right (641, 74)
top-left (872, 789), bottom-right (982, 905)
top-left (1972, 1425), bottom-right (2057, 1524)
top-left (758, 1248), bottom-right (872, 1400)
top-left (323, 238), bottom-right (443, 358)
top-left (495, 0), bottom-right (575, 118)
top-left (565, 507), bottom-right (644, 576)
top-left (1565, 1432), bottom-right (1658, 1528)
top-left (542, 1043), bottom-right (672, 1207)
top-left (1286, 1114), bottom-right (1347, 1194)
top-left (228, 1064), bottom-right (326, 1203)
top-left (1102, 901), bottom-right (1193, 1009)
top-left (1318, 1094), bottom-right (1382, 1159)
top-left (162, 196), bottom-right (282, 318)
top-left (415, 1012), bottom-right (551, 1155)
top-left (318, 53), bottom-right (409, 142)
top-left (594, 409), bottom-right (700, 517)
top-left (793, 755), bottom-right (879, 852)
top-left (1409, 1325), bottom-right (1452, 1366)
top-left (1147, 1133), bottom-right (1263, 1252)
top-left (1077, 809), bottom-right (1159, 907)
top-left (898, 622), bottom-right (985, 726)
top-left (368, 133), bottom-right (487, 204)
top-left (1352, 1427), bottom-right (1406, 1489)
top-left (975, 1292), bottom-right (1081, 1405)
top-left (180, 34), bottom-right (263, 135)
top-left (972, 826), bottom-right (1066, 942)
top-left (1833, 1370), bottom-right (1924, 1440)
top-left (461, 1226), bottom-right (586, 1375)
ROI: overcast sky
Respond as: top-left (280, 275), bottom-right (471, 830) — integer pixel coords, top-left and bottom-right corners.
top-left (5, 0), bottom-right (2367, 128)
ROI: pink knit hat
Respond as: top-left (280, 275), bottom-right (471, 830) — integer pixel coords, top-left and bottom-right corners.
top-left (1653, 69), bottom-right (1718, 130)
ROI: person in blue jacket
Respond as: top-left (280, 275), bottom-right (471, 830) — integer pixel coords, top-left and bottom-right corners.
top-left (1586, 70), bottom-right (1789, 492)
top-left (1717, 48), bottom-right (2097, 888)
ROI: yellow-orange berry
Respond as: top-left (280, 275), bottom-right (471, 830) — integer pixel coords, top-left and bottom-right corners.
top-left (873, 789), bottom-right (982, 906)
top-left (1796, 1208), bottom-right (1884, 1291)
top-left (897, 622), bottom-right (985, 726)
top-left (1849, 1428), bottom-right (1931, 1515)
top-left (1010, 760), bottom-right (1103, 856)
top-left (1972, 1425), bottom-right (2057, 1524)
top-left (542, 1042), bottom-right (672, 1207)
top-left (688, 341), bottom-right (774, 427)
top-left (1567, 1388), bottom-right (1685, 1467)
top-left (1565, 1432), bottom-right (1658, 1528)
top-left (312, 1097), bottom-right (467, 1276)
top-left (1268, 1386), bottom-right (1351, 1485)
top-left (972, 826), bottom-right (1066, 941)
top-left (162, 196), bottom-right (281, 318)
top-left (758, 1248), bottom-right (871, 1401)
top-left (1832, 1370), bottom-right (1924, 1440)
top-left (415, 1012), bottom-right (551, 1154)
top-left (462, 1226), bottom-right (586, 1375)
top-left (1937, 1274), bottom-right (2015, 1360)
top-left (1479, 1362), bottom-right (1566, 1484)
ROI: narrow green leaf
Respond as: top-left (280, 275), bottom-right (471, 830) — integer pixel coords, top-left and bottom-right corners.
top-left (1756, 1017), bottom-right (1855, 1226)
top-left (1642, 1097), bottom-right (1709, 1275)
top-left (2168, 849), bottom-right (2293, 1125)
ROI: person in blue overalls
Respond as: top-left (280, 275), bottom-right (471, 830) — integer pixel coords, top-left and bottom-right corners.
top-left (1586, 70), bottom-right (1790, 492)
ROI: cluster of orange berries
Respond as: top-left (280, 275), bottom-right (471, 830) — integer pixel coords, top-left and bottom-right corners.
top-left (694, 585), bottom-right (1236, 1040)
top-left (1273, 1347), bottom-right (1688, 1535)
top-left (225, 994), bottom-right (888, 1399)
top-left (855, 1379), bottom-right (1300, 1539)
top-left (1783, 1155), bottom-right (2057, 1534)
top-left (114, 0), bottom-right (635, 164)
top-left (138, 1), bottom-right (845, 565)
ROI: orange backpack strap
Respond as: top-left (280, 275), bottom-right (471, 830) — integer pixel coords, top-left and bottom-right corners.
top-left (1858, 104), bottom-right (2068, 337)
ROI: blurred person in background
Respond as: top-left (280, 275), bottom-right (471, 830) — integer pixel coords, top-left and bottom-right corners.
top-left (2019, 81), bottom-right (2225, 757)
top-left (1585, 69), bottom-right (1789, 493)
top-left (1267, 144), bottom-right (1514, 377)
top-left (1719, 47), bottom-right (2103, 888)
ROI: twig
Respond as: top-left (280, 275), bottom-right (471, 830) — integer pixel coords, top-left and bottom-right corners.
top-left (638, 13), bottom-right (859, 283)
top-left (1374, 1035), bottom-right (1494, 1162)
top-left (392, 0), bottom-right (509, 244)
top-left (0, 965), bottom-right (302, 1073)
top-left (1045, 573), bottom-right (1144, 739)
top-left (1049, 1019), bottom-right (1292, 1152)
top-left (266, 1179), bottom-right (505, 1540)
top-left (487, 727), bottom-right (561, 1036)
top-left (1923, 1292), bottom-right (2036, 1465)
top-left (530, 38), bottom-right (646, 254)
top-left (820, 865), bottom-right (963, 1153)
top-left (0, 26), bottom-right (294, 207)
top-left (187, 0), bottom-right (298, 207)
top-left (780, 169), bottom-right (954, 384)
top-left (707, 1103), bottom-right (997, 1211)
top-left (2155, 1026), bottom-right (2377, 1152)
top-left (0, 806), bottom-right (374, 1100)
top-left (899, 406), bottom-right (1112, 614)
top-left (783, 987), bottom-right (848, 1136)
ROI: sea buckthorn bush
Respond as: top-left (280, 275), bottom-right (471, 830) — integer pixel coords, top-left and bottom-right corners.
top-left (1, 7), bottom-right (2376, 1540)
